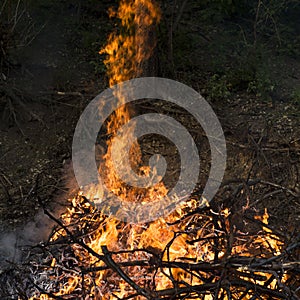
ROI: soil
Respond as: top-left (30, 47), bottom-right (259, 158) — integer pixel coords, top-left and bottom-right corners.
top-left (0, 1), bottom-right (299, 239)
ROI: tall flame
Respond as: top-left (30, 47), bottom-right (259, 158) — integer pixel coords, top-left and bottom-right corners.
top-left (101, 0), bottom-right (161, 87)
top-left (97, 0), bottom-right (165, 207)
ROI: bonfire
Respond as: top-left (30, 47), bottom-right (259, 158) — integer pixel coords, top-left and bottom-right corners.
top-left (0, 1), bottom-right (299, 299)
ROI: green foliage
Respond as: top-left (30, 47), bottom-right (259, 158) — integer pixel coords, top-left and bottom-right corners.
top-left (291, 88), bottom-right (300, 106)
top-left (206, 59), bottom-right (274, 102)
top-left (232, 46), bottom-right (275, 100)
top-left (247, 70), bottom-right (274, 100)
top-left (207, 74), bottom-right (231, 101)
top-left (170, 0), bottom-right (300, 105)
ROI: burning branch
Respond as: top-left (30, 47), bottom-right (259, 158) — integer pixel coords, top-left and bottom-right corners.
top-left (0, 176), bottom-right (299, 299)
top-left (4, 184), bottom-right (296, 299)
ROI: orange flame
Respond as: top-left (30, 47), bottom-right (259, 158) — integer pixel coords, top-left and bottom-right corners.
top-left (28, 1), bottom-right (288, 299)
top-left (97, 0), bottom-right (163, 205)
top-left (100, 0), bottom-right (161, 87)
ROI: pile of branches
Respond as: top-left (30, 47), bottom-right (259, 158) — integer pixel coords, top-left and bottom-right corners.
top-left (0, 179), bottom-right (299, 299)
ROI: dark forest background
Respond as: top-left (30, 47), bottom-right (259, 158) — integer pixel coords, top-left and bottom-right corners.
top-left (1, 0), bottom-right (300, 101)
top-left (0, 0), bottom-right (299, 231)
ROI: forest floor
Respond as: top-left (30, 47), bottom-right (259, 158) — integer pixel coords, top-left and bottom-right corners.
top-left (0, 1), bottom-right (299, 242)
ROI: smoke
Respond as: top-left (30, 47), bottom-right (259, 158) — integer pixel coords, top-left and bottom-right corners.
top-left (0, 210), bottom-right (55, 267)
top-left (0, 232), bottom-right (20, 264)
top-left (0, 161), bottom-right (80, 269)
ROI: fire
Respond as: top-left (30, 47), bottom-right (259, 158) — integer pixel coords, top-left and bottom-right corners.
top-left (29, 195), bottom-right (289, 299)
top-left (27, 1), bottom-right (294, 299)
top-left (97, 0), bottom-right (164, 205)
top-left (100, 0), bottom-right (160, 87)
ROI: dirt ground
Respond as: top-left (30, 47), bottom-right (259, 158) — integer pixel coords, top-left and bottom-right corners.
top-left (0, 1), bottom-right (299, 238)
